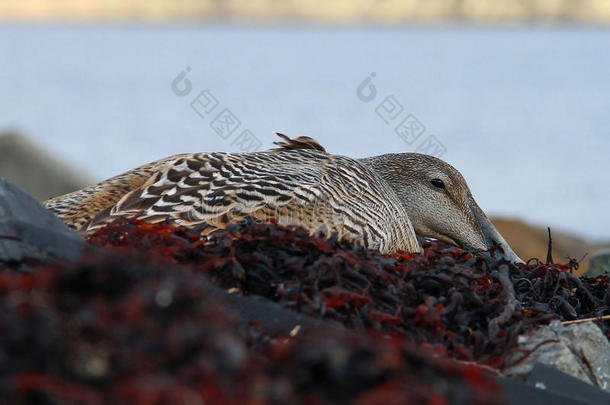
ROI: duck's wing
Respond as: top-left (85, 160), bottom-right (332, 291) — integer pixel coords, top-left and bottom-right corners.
top-left (44, 133), bottom-right (323, 233)
top-left (86, 150), bottom-right (420, 254)
top-left (43, 154), bottom-right (191, 232)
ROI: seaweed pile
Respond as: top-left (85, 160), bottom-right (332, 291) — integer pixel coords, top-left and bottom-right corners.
top-left (0, 239), bottom-right (502, 405)
top-left (1, 218), bottom-right (608, 404)
top-left (90, 219), bottom-right (610, 367)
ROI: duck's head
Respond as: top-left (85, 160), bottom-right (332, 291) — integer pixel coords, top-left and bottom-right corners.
top-left (360, 153), bottom-right (524, 263)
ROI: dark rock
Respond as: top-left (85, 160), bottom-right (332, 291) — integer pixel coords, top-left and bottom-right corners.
top-left (500, 363), bottom-right (610, 405)
top-left (226, 292), bottom-right (344, 336)
top-left (0, 178), bottom-right (85, 265)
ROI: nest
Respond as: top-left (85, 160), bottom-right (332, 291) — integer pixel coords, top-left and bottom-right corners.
top-left (0, 219), bottom-right (607, 404)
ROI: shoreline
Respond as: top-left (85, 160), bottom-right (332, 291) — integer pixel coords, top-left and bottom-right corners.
top-left (2, 0), bottom-right (610, 24)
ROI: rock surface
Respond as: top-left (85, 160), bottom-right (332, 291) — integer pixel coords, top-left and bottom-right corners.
top-left (589, 249), bottom-right (610, 277)
top-left (505, 321), bottom-right (610, 392)
top-left (0, 178), bottom-right (85, 264)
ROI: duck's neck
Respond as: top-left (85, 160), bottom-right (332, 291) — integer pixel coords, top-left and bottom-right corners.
top-left (358, 154), bottom-right (395, 176)
top-left (358, 153), bottom-right (418, 193)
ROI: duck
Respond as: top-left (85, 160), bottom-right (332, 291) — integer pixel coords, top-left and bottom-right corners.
top-left (43, 133), bottom-right (523, 263)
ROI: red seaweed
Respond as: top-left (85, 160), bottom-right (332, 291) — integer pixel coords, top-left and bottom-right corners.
top-left (0, 218), bottom-right (608, 404)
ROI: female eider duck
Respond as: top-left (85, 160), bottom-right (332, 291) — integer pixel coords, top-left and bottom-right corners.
top-left (44, 134), bottom-right (523, 263)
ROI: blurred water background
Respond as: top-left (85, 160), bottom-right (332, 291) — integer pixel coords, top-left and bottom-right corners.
top-left (0, 23), bottom-right (608, 241)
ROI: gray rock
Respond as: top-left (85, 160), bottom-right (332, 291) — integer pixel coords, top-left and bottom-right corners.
top-left (0, 130), bottom-right (92, 201)
top-left (588, 248), bottom-right (610, 276)
top-left (504, 320), bottom-right (610, 392)
top-left (0, 177), bottom-right (86, 264)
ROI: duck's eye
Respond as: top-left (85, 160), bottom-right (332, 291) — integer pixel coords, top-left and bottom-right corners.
top-left (430, 178), bottom-right (445, 189)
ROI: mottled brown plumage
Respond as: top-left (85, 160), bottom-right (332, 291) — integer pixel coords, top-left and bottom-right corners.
top-left (44, 154), bottom-right (189, 232)
top-left (45, 140), bottom-right (419, 254)
top-left (44, 133), bottom-right (522, 261)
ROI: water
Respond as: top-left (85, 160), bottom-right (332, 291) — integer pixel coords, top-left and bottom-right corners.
top-left (1, 23), bottom-right (608, 240)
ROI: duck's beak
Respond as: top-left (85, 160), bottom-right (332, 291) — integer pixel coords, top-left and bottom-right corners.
top-left (470, 204), bottom-right (524, 264)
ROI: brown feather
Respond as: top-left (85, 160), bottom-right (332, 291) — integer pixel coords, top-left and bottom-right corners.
top-left (271, 133), bottom-right (327, 153)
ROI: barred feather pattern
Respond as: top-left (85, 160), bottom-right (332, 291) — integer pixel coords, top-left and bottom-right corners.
top-left (47, 149), bottom-right (420, 254)
top-left (44, 154), bottom-right (189, 232)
